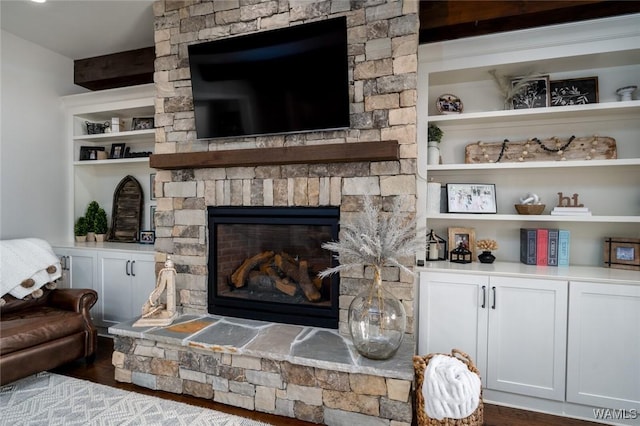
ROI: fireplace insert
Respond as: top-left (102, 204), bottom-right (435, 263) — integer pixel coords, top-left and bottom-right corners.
top-left (208, 206), bottom-right (339, 328)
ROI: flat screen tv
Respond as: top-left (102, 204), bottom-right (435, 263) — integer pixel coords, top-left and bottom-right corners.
top-left (188, 17), bottom-right (350, 140)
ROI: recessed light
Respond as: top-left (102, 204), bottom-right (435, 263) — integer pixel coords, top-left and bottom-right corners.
top-left (31, 0), bottom-right (47, 3)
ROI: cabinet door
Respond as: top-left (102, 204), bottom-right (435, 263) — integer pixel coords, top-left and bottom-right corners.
top-left (54, 248), bottom-right (96, 291)
top-left (486, 276), bottom-right (567, 401)
top-left (418, 272), bottom-right (489, 378)
top-left (98, 252), bottom-right (134, 326)
top-left (129, 253), bottom-right (156, 318)
top-left (567, 281), bottom-right (640, 411)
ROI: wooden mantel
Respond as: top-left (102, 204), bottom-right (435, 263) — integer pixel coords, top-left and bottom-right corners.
top-left (149, 140), bottom-right (400, 170)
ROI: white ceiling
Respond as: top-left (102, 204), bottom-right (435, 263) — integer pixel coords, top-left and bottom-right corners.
top-left (1, 0), bottom-right (155, 60)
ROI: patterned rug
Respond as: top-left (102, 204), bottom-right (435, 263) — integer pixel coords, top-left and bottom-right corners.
top-left (0, 372), bottom-right (272, 426)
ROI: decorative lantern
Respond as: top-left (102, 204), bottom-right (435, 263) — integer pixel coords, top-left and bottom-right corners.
top-left (426, 230), bottom-right (447, 261)
top-left (450, 242), bottom-right (472, 263)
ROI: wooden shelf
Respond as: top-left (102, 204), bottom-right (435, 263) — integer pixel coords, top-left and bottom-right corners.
top-left (150, 140), bottom-right (400, 170)
top-left (73, 129), bottom-right (155, 143)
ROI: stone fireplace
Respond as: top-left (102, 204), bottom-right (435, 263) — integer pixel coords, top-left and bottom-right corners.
top-left (208, 205), bottom-right (340, 328)
top-left (111, 1), bottom-right (420, 424)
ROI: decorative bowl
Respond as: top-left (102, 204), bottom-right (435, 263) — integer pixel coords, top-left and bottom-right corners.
top-left (515, 204), bottom-right (545, 215)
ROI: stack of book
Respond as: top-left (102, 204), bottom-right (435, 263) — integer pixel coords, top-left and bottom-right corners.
top-left (550, 206), bottom-right (591, 216)
top-left (520, 228), bottom-right (570, 266)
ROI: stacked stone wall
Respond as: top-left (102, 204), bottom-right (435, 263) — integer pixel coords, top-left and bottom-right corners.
top-left (151, 0), bottom-right (420, 335)
top-left (113, 336), bottom-right (413, 425)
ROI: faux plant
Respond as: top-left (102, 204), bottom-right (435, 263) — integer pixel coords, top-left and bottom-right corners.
top-left (74, 216), bottom-right (88, 236)
top-left (428, 123), bottom-right (443, 143)
top-left (488, 69), bottom-right (538, 109)
top-left (319, 196), bottom-right (424, 280)
top-left (85, 201), bottom-right (100, 233)
top-left (477, 239), bottom-right (498, 252)
top-left (94, 208), bottom-right (108, 235)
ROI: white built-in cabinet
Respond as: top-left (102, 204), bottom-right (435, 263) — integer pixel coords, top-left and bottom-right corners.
top-left (418, 271), bottom-right (567, 402)
top-left (97, 251), bottom-right (156, 327)
top-left (416, 14), bottom-right (640, 266)
top-left (419, 268), bottom-right (640, 424)
top-left (54, 84), bottom-right (158, 329)
top-left (567, 281), bottom-right (640, 413)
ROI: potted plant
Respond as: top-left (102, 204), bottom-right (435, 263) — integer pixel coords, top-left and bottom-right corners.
top-left (427, 123), bottom-right (443, 165)
top-left (85, 201), bottom-right (100, 242)
top-left (74, 216), bottom-right (88, 242)
top-left (319, 196), bottom-right (424, 360)
top-left (94, 208), bottom-right (108, 242)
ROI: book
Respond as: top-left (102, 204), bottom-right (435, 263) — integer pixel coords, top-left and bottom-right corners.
top-left (558, 230), bottom-right (571, 266)
top-left (552, 206), bottom-right (590, 212)
top-left (536, 228), bottom-right (549, 265)
top-left (520, 228), bottom-right (537, 265)
top-left (547, 229), bottom-right (559, 266)
top-left (551, 206), bottom-right (591, 216)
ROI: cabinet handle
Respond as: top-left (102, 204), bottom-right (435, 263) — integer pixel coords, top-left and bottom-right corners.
top-left (491, 286), bottom-right (496, 309)
top-left (66, 256), bottom-right (70, 270)
top-left (131, 260), bottom-right (136, 277)
top-left (126, 260), bottom-right (131, 276)
top-left (481, 285), bottom-right (486, 308)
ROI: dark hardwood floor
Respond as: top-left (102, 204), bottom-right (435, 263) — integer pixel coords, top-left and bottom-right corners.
top-left (52, 336), bottom-right (600, 426)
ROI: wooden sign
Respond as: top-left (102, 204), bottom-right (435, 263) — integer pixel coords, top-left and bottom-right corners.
top-left (465, 136), bottom-right (616, 164)
top-left (107, 175), bottom-right (143, 243)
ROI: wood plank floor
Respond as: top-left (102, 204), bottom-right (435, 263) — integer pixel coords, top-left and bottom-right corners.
top-left (52, 336), bottom-right (600, 426)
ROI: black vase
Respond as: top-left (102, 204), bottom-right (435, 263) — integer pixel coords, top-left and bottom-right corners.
top-left (478, 251), bottom-right (496, 264)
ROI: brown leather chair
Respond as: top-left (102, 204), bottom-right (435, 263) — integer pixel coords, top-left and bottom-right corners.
top-left (0, 288), bottom-right (98, 385)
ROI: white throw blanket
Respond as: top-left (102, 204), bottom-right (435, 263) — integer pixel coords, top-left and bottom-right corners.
top-left (0, 238), bottom-right (61, 299)
top-left (423, 354), bottom-right (481, 420)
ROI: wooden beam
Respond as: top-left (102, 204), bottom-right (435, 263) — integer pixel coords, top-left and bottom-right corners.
top-left (74, 47), bottom-right (154, 91)
top-left (149, 141), bottom-right (400, 170)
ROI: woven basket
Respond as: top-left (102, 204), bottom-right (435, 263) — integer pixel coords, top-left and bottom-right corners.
top-left (413, 349), bottom-right (484, 426)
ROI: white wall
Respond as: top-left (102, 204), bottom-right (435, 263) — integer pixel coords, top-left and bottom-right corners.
top-left (0, 30), bottom-right (85, 241)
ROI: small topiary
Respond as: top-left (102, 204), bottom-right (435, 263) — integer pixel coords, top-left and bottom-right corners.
top-left (428, 123), bottom-right (443, 143)
top-left (85, 201), bottom-right (100, 233)
top-left (94, 208), bottom-right (108, 235)
top-left (74, 216), bottom-right (88, 236)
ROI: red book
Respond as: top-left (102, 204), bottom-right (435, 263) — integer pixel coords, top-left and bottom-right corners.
top-left (536, 228), bottom-right (548, 265)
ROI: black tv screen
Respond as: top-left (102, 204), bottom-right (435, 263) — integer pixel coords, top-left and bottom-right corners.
top-left (188, 17), bottom-right (350, 139)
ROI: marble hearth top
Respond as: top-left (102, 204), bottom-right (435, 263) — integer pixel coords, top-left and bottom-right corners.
top-left (109, 314), bottom-right (415, 381)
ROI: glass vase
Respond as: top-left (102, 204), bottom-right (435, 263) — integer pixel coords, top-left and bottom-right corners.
top-left (348, 266), bottom-right (406, 360)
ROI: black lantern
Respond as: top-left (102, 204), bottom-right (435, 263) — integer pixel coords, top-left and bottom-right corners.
top-left (450, 242), bottom-right (472, 263)
top-left (426, 230), bottom-right (447, 261)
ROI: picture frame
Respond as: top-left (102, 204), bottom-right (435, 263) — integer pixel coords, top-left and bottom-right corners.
top-left (446, 183), bottom-right (497, 214)
top-left (604, 237), bottom-right (640, 271)
top-left (550, 76), bottom-right (599, 107)
top-left (110, 143), bottom-right (126, 159)
top-left (79, 146), bottom-right (105, 161)
top-left (511, 75), bottom-right (550, 109)
top-left (150, 173), bottom-right (156, 200)
top-left (139, 230), bottom-right (155, 244)
top-left (132, 117), bottom-right (155, 131)
top-left (448, 227), bottom-right (476, 260)
top-left (150, 205), bottom-right (156, 231)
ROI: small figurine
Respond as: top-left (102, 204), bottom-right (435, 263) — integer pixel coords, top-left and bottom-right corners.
top-left (133, 256), bottom-right (178, 327)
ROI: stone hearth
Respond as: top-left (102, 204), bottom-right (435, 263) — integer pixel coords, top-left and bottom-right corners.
top-left (110, 315), bottom-right (414, 425)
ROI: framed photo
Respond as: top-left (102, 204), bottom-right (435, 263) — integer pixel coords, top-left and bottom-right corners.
top-left (150, 205), bottom-right (156, 231)
top-left (110, 143), bottom-right (126, 159)
top-left (511, 76), bottom-right (550, 109)
top-left (79, 146), bottom-right (105, 161)
top-left (132, 117), bottom-right (154, 130)
top-left (446, 183), bottom-right (497, 214)
top-left (150, 173), bottom-right (156, 200)
top-left (448, 227), bottom-right (476, 260)
top-left (604, 237), bottom-right (640, 271)
top-left (140, 230), bottom-right (155, 244)
top-left (550, 77), bottom-right (599, 106)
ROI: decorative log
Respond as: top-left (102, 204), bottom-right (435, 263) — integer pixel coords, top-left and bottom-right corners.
top-left (312, 276), bottom-right (323, 290)
top-left (274, 254), bottom-right (322, 302)
top-left (465, 136), bottom-right (616, 164)
top-left (298, 260), bottom-right (322, 302)
top-left (260, 264), bottom-right (298, 297)
top-left (231, 251), bottom-right (274, 288)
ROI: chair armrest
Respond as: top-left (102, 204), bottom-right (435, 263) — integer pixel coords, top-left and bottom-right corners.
top-left (48, 288), bottom-right (98, 314)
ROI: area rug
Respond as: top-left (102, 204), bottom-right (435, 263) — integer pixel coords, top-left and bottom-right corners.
top-left (0, 372), bottom-right (272, 425)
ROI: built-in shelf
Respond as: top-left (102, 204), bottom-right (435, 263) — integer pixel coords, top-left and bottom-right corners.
top-left (74, 157), bottom-right (150, 166)
top-left (427, 213), bottom-right (640, 223)
top-left (73, 129), bottom-right (155, 143)
top-left (427, 158), bottom-right (640, 171)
